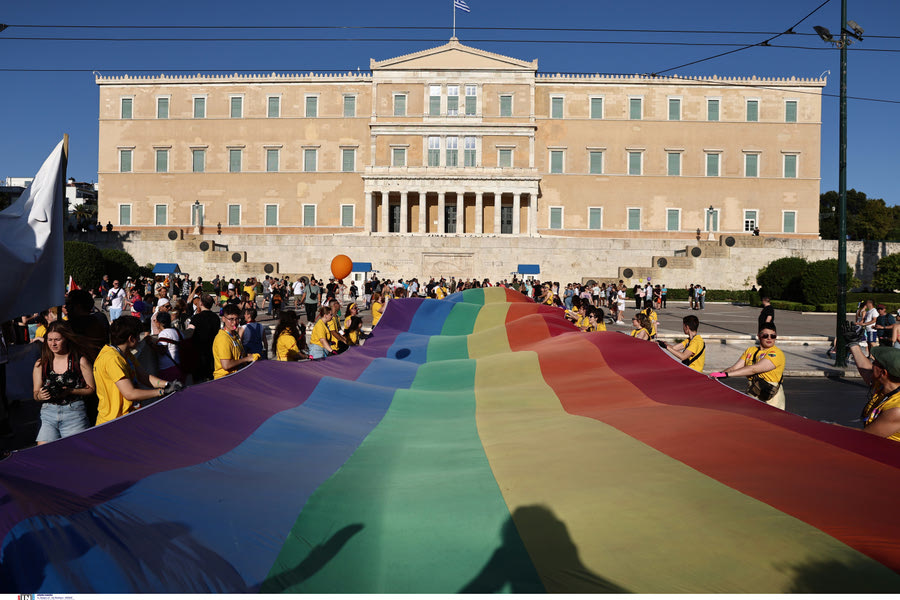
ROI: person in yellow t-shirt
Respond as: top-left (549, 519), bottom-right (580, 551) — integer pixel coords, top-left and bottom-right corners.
top-left (587, 307), bottom-right (607, 332)
top-left (642, 307), bottom-right (659, 339)
top-left (243, 278), bottom-right (258, 302)
top-left (370, 292), bottom-right (384, 327)
top-left (343, 303), bottom-right (362, 346)
top-left (272, 310), bottom-right (307, 361)
top-left (629, 313), bottom-right (652, 341)
top-left (660, 315), bottom-right (705, 373)
top-left (212, 304), bottom-right (259, 379)
top-left (327, 299), bottom-right (349, 352)
top-left (309, 305), bottom-right (334, 360)
top-left (94, 316), bottom-right (179, 426)
top-left (716, 324), bottom-right (785, 410)
top-left (841, 334), bottom-right (900, 441)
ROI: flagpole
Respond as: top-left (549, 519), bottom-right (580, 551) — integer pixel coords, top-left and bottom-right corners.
top-left (452, 0), bottom-right (456, 38)
top-left (60, 133), bottom-right (68, 316)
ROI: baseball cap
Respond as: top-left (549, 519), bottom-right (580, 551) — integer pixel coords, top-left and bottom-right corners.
top-left (870, 346), bottom-right (900, 378)
top-left (157, 298), bottom-right (171, 307)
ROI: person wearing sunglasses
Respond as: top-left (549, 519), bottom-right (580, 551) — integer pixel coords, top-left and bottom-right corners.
top-left (840, 325), bottom-right (900, 441)
top-left (711, 325), bottom-right (785, 410)
top-left (212, 304), bottom-right (259, 380)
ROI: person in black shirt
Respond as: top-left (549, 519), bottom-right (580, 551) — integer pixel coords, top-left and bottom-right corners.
top-left (188, 293), bottom-right (221, 383)
top-left (758, 297), bottom-right (775, 332)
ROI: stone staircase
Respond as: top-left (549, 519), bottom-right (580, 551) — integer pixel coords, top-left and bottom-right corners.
top-left (143, 229), bottom-right (280, 277)
top-left (618, 234), bottom-right (756, 282)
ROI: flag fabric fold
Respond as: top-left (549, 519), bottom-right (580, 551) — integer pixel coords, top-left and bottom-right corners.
top-left (455, 0), bottom-right (471, 13)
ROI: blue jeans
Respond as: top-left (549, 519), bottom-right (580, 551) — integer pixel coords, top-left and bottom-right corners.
top-left (37, 399), bottom-right (90, 442)
top-left (109, 307), bottom-right (122, 321)
top-left (309, 344), bottom-right (328, 360)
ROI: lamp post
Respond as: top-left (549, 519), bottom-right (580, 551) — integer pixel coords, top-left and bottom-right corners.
top-left (192, 200), bottom-right (203, 235)
top-left (706, 205), bottom-right (716, 241)
top-left (815, 2), bottom-right (863, 368)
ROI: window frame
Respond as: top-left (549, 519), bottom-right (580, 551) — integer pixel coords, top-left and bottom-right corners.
top-left (265, 204), bottom-right (279, 227)
top-left (782, 210), bottom-right (797, 233)
top-left (667, 151), bottom-right (682, 176)
top-left (588, 150), bottom-right (603, 175)
top-left (156, 96), bottom-right (170, 119)
top-left (549, 206), bottom-right (563, 230)
top-left (154, 204), bottom-right (168, 226)
top-left (266, 148), bottom-right (280, 173)
top-left (627, 207), bottom-right (642, 231)
top-left (499, 94), bottom-right (513, 117)
top-left (394, 93), bottom-right (407, 117)
top-left (120, 97), bottom-right (133, 119)
top-left (705, 152), bottom-right (721, 177)
top-left (427, 136), bottom-right (441, 167)
top-left (305, 95), bottom-right (319, 118)
top-left (550, 95), bottom-right (564, 119)
top-left (228, 148), bottom-right (242, 173)
top-left (629, 96), bottom-right (643, 120)
top-left (227, 204), bottom-right (241, 227)
top-left (341, 147), bottom-right (357, 172)
top-left (743, 209), bottom-right (758, 232)
top-left (446, 84), bottom-right (459, 116)
top-left (343, 94), bottom-right (357, 118)
top-left (588, 207), bottom-right (603, 230)
top-left (464, 84), bottom-right (477, 116)
top-left (785, 99), bottom-right (798, 123)
top-left (744, 152), bottom-right (760, 178)
top-left (627, 150), bottom-right (643, 176)
top-left (118, 148), bottom-right (133, 173)
top-left (707, 97), bottom-right (720, 122)
top-left (463, 136), bottom-right (477, 167)
top-left (230, 95), bottom-right (243, 119)
top-left (445, 136), bottom-right (459, 167)
top-left (391, 146), bottom-right (407, 167)
top-left (191, 148), bottom-right (206, 173)
top-left (746, 98), bottom-right (759, 122)
top-left (783, 153), bottom-right (798, 178)
top-left (118, 203), bottom-right (132, 226)
top-left (589, 96), bottom-right (603, 120)
top-left (428, 84), bottom-right (441, 116)
top-left (341, 204), bottom-right (355, 227)
top-left (303, 148), bottom-right (318, 172)
top-left (155, 148), bottom-right (169, 173)
top-left (267, 95), bottom-right (281, 118)
top-left (549, 149), bottom-right (565, 174)
top-left (666, 208), bottom-right (681, 232)
top-left (303, 204), bottom-right (317, 227)
top-left (668, 97), bottom-right (682, 121)
top-left (498, 147), bottom-right (513, 168)
top-left (193, 95), bottom-right (207, 119)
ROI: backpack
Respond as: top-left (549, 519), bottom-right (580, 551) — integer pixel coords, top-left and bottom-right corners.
top-left (157, 330), bottom-right (199, 374)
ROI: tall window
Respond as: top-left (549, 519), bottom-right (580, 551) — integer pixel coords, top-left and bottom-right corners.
top-left (155, 204), bottom-right (167, 226)
top-left (628, 151), bottom-right (642, 175)
top-left (156, 97), bottom-right (169, 119)
top-left (392, 147), bottom-right (406, 167)
top-left (119, 149), bottom-right (132, 173)
top-left (191, 204), bottom-right (204, 226)
top-left (745, 153), bottom-right (759, 177)
top-left (155, 149), bottom-right (168, 173)
top-left (590, 97), bottom-right (603, 119)
top-left (265, 204), bottom-right (278, 226)
top-left (344, 95), bottom-right (356, 117)
top-left (589, 151), bottom-right (603, 174)
top-left (429, 85), bottom-right (441, 116)
top-left (120, 97), bottom-right (133, 119)
top-left (303, 205), bottom-right (316, 227)
top-left (668, 98), bottom-right (681, 121)
top-left (229, 149), bottom-right (242, 173)
top-left (629, 97), bottom-right (642, 120)
top-left (464, 137), bottom-right (477, 167)
top-left (667, 152), bottom-right (681, 176)
top-left (341, 205), bottom-right (354, 227)
top-left (549, 206), bottom-right (563, 229)
top-left (744, 210), bottom-right (758, 232)
top-left (228, 204), bottom-right (241, 226)
top-left (707, 99), bottom-right (719, 121)
top-left (305, 96), bottom-right (318, 118)
top-left (447, 85), bottom-right (459, 116)
top-left (549, 150), bottom-right (564, 174)
top-left (627, 208), bottom-right (641, 231)
top-left (783, 211), bottom-right (796, 233)
top-left (193, 97), bottom-right (206, 118)
top-left (785, 100), bottom-right (798, 123)
top-left (446, 137), bottom-right (458, 167)
top-left (746, 100), bottom-right (759, 122)
top-left (192, 149), bottom-right (205, 173)
top-left (706, 153), bottom-right (720, 177)
top-left (266, 149), bottom-right (279, 172)
top-left (268, 96), bottom-right (280, 118)
top-left (230, 96), bottom-right (242, 118)
top-left (304, 149), bottom-right (317, 172)
top-left (394, 94), bottom-right (407, 117)
top-left (588, 207), bottom-right (602, 230)
top-left (550, 96), bottom-right (563, 119)
top-left (427, 137), bottom-right (440, 167)
top-left (667, 209), bottom-right (680, 231)
top-left (465, 85), bottom-right (477, 116)
top-left (499, 94), bottom-right (512, 117)
top-left (341, 148), bottom-right (356, 172)
top-left (118, 204), bottom-right (131, 226)
top-left (498, 148), bottom-right (512, 168)
top-left (784, 154), bottom-right (798, 178)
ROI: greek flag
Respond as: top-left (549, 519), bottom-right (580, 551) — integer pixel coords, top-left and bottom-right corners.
top-left (454, 0), bottom-right (471, 12)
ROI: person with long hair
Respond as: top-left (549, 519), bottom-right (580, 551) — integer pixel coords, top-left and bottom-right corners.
top-left (32, 322), bottom-right (95, 443)
top-left (273, 310), bottom-right (307, 361)
top-left (309, 305), bottom-right (334, 360)
top-left (32, 307), bottom-right (59, 343)
top-left (629, 313), bottom-right (653, 341)
top-left (370, 292), bottom-right (384, 328)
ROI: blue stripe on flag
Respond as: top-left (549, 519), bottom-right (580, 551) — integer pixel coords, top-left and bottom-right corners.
top-left (454, 0), bottom-right (470, 12)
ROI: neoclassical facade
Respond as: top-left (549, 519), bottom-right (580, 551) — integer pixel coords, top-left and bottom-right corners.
top-left (96, 39), bottom-right (824, 239)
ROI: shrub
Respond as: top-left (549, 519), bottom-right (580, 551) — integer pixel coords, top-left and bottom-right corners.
top-left (873, 254), bottom-right (900, 291)
top-left (771, 300), bottom-right (805, 311)
top-left (800, 259), bottom-right (856, 306)
top-left (64, 241), bottom-right (104, 292)
top-left (101, 248), bottom-right (140, 283)
top-left (756, 257), bottom-right (808, 302)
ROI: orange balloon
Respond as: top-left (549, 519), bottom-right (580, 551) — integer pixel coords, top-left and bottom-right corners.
top-left (331, 254), bottom-right (353, 280)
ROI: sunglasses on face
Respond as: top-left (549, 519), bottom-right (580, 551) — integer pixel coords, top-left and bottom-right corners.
top-left (760, 333), bottom-right (777, 340)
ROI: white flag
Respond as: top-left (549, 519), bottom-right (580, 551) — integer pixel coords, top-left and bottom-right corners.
top-left (454, 0), bottom-right (471, 12)
top-left (0, 139), bottom-right (66, 323)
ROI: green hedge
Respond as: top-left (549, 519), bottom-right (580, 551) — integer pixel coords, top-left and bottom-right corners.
top-left (757, 257), bottom-right (807, 302)
top-left (101, 248), bottom-right (140, 283)
top-left (771, 300), bottom-right (816, 312)
top-left (64, 241), bottom-right (104, 291)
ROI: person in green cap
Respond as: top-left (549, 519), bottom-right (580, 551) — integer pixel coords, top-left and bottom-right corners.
top-left (844, 324), bottom-right (900, 442)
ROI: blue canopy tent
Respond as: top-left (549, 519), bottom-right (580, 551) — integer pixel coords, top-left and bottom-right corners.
top-left (352, 262), bottom-right (373, 273)
top-left (152, 263), bottom-right (181, 275)
top-left (515, 264), bottom-right (540, 276)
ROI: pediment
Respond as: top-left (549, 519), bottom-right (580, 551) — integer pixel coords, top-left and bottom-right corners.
top-left (371, 38), bottom-right (537, 71)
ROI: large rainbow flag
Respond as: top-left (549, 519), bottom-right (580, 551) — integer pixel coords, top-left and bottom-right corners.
top-left (1, 288), bottom-right (900, 593)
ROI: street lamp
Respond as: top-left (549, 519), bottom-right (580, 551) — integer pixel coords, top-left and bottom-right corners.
top-left (815, 0), bottom-right (863, 368)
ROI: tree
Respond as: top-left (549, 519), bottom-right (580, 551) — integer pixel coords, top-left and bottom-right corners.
top-left (801, 259), bottom-right (856, 306)
top-left (64, 241), bottom-right (104, 291)
top-left (757, 257), bottom-right (808, 302)
top-left (819, 189), bottom-right (897, 241)
top-left (872, 253), bottom-right (900, 291)
top-left (101, 248), bottom-right (140, 283)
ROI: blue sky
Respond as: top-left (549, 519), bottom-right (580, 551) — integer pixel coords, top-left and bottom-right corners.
top-left (1, 0), bottom-right (898, 204)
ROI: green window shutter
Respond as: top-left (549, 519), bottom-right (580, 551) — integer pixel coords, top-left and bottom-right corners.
top-left (304, 149), bottom-right (317, 172)
top-left (628, 208), bottom-right (641, 231)
top-left (500, 95), bottom-right (512, 117)
top-left (785, 101), bottom-right (797, 123)
top-left (550, 151), bottom-right (563, 174)
top-left (465, 95), bottom-right (476, 115)
top-left (667, 153), bottom-right (680, 176)
top-left (265, 205), bottom-right (278, 226)
top-left (668, 98), bottom-right (680, 120)
top-left (341, 205), bottom-right (354, 227)
top-left (120, 150), bottom-right (132, 173)
top-left (447, 95), bottom-right (458, 115)
top-left (550, 207), bottom-right (562, 229)
top-left (229, 149), bottom-right (241, 173)
top-left (268, 97), bottom-right (280, 118)
top-left (155, 205), bottom-right (166, 226)
top-left (192, 150), bottom-right (205, 173)
top-left (747, 100), bottom-right (758, 122)
top-left (551, 97), bottom-right (563, 118)
top-left (121, 98), bottom-right (132, 119)
top-left (157, 98), bottom-right (169, 119)
top-left (392, 148), bottom-right (406, 167)
top-left (230, 97), bottom-right (242, 118)
top-left (305, 97), bottom-right (317, 117)
top-left (446, 149), bottom-right (458, 167)
top-left (342, 148), bottom-right (355, 172)
top-left (464, 149), bottom-right (476, 167)
top-left (155, 150), bottom-right (168, 173)
top-left (590, 97), bottom-right (603, 119)
top-left (303, 205), bottom-right (316, 227)
top-left (628, 152), bottom-right (641, 175)
top-left (394, 95), bottom-right (406, 116)
top-left (784, 154), bottom-right (797, 178)
top-left (706, 154), bottom-right (719, 177)
top-left (499, 149), bottom-right (512, 168)
top-left (589, 151), bottom-right (602, 174)
top-left (119, 204), bottom-right (131, 225)
top-left (228, 205), bottom-right (240, 226)
top-left (344, 96), bottom-right (356, 117)
top-left (194, 97), bottom-right (205, 118)
top-left (429, 95), bottom-right (441, 116)
top-left (707, 99), bottom-right (719, 121)
top-left (745, 154), bottom-right (758, 177)
top-left (589, 208), bottom-right (602, 230)
top-left (266, 149), bottom-right (279, 172)
top-left (667, 209), bottom-right (679, 231)
top-left (629, 98), bottom-right (642, 119)
top-left (428, 149), bottom-right (441, 167)
top-left (783, 211), bottom-right (796, 233)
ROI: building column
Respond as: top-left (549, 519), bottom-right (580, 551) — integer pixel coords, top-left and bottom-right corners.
top-left (380, 191), bottom-right (390, 233)
top-left (494, 193), bottom-right (502, 234)
top-left (364, 191), bottom-right (373, 232)
top-left (438, 192), bottom-right (447, 233)
top-left (400, 191), bottom-right (408, 234)
top-left (528, 192), bottom-right (537, 236)
top-left (475, 192), bottom-right (484, 234)
top-left (457, 192), bottom-right (465, 234)
top-left (513, 193), bottom-right (521, 235)
top-left (418, 191), bottom-right (427, 233)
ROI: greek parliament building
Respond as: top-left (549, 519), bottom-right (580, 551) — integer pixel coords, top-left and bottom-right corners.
top-left (95, 39), bottom-right (828, 285)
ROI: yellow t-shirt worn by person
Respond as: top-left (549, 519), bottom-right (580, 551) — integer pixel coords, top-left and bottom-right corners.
top-left (94, 344), bottom-right (138, 425)
top-left (212, 329), bottom-right (244, 380)
top-left (310, 318), bottom-right (331, 349)
top-left (275, 332), bottom-right (302, 361)
top-left (740, 345), bottom-right (785, 383)
top-left (683, 335), bottom-right (706, 372)
top-left (371, 302), bottom-right (384, 327)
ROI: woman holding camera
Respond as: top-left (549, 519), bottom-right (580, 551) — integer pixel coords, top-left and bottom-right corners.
top-left (32, 322), bottom-right (95, 444)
